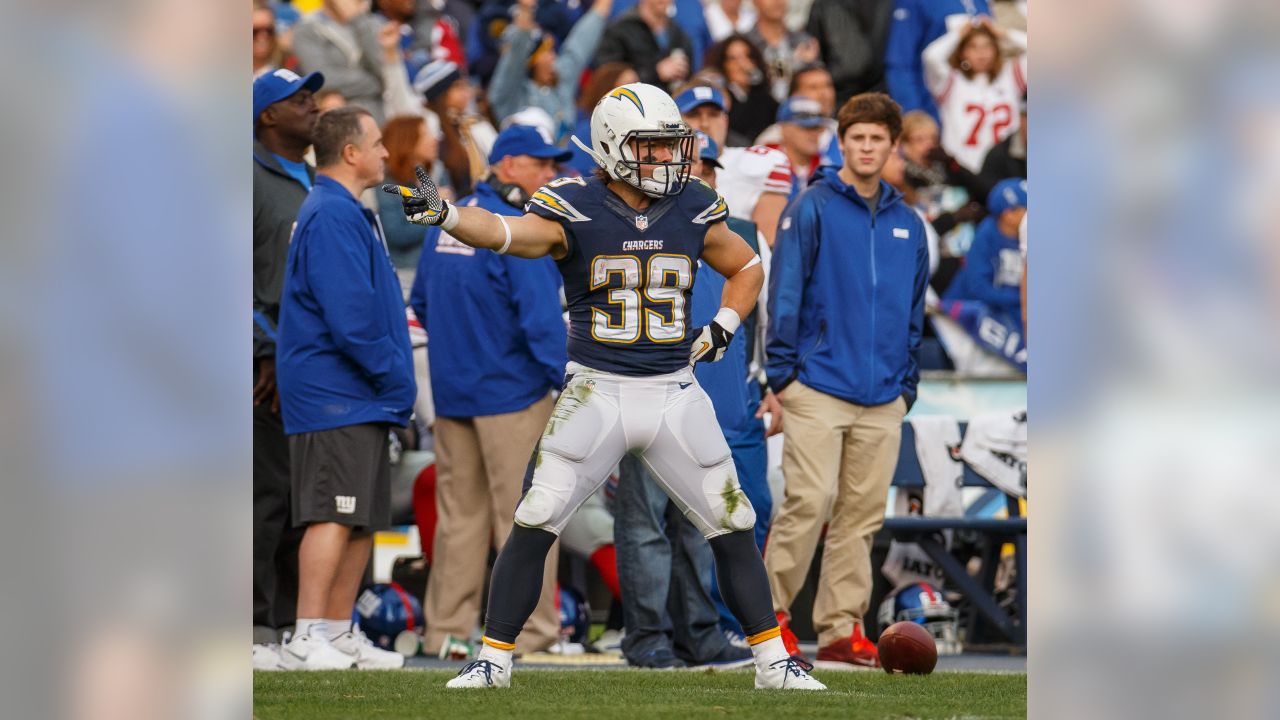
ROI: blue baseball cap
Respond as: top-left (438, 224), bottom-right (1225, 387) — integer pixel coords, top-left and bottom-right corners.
top-left (987, 178), bottom-right (1028, 216)
top-left (777, 96), bottom-right (827, 128)
top-left (694, 131), bottom-right (722, 169)
top-left (253, 68), bottom-right (324, 123)
top-left (675, 85), bottom-right (726, 115)
top-left (488, 124), bottom-right (573, 165)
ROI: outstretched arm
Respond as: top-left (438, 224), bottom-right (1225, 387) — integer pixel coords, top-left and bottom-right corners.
top-left (383, 167), bottom-right (568, 259)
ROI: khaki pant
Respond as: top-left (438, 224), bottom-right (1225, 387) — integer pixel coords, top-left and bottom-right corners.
top-left (423, 394), bottom-right (560, 654)
top-left (764, 381), bottom-right (906, 648)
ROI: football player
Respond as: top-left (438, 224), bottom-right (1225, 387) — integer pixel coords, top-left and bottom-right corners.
top-left (386, 82), bottom-right (824, 691)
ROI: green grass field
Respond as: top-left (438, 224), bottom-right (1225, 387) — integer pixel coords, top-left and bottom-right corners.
top-left (254, 669), bottom-right (1026, 719)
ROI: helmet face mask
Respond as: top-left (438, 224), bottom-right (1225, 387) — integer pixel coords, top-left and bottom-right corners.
top-left (614, 128), bottom-right (695, 197)
top-left (573, 82), bottom-right (696, 198)
top-left (877, 582), bottom-right (963, 655)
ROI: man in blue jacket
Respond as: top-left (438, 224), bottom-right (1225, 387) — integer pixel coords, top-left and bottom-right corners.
top-left (884, 0), bottom-right (990, 121)
top-left (276, 106), bottom-right (416, 671)
top-left (764, 92), bottom-right (929, 668)
top-left (408, 124), bottom-right (571, 657)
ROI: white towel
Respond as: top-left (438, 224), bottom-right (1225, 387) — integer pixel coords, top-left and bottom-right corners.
top-left (960, 410), bottom-right (1028, 498)
top-left (882, 416), bottom-right (965, 589)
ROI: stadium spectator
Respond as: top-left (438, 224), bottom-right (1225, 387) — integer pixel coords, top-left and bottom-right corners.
top-left (594, 0), bottom-right (694, 91)
top-left (316, 89), bottom-right (348, 112)
top-left (769, 96), bottom-right (827, 194)
top-left (293, 0), bottom-right (395, 125)
top-left (677, 84), bottom-right (790, 248)
top-left (805, 0), bottom-right (894, 104)
top-left (251, 68), bottom-right (323, 671)
top-left (370, 0), bottom-right (436, 81)
top-left (408, 125), bottom-right (571, 658)
top-left (922, 15), bottom-right (1026, 173)
top-left (755, 64), bottom-right (842, 167)
top-left (376, 115), bottom-right (449, 282)
top-left (764, 93), bottom-right (928, 668)
top-left (608, 0), bottom-right (711, 72)
top-left (745, 0), bottom-right (820, 103)
top-left (703, 35), bottom-right (779, 147)
top-left (563, 62), bottom-right (639, 175)
top-left (896, 109), bottom-right (986, 239)
top-left (415, 60), bottom-right (498, 196)
top-left (276, 106), bottom-right (415, 671)
top-left (884, 0), bottom-right (990, 121)
top-left (488, 0), bottom-right (612, 140)
top-left (939, 178), bottom-right (1027, 372)
top-left (977, 91), bottom-right (1027, 198)
top-left (254, 2), bottom-right (287, 79)
top-left (705, 0), bottom-right (757, 43)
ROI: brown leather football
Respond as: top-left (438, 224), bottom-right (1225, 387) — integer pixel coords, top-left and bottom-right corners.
top-left (878, 621), bottom-right (938, 674)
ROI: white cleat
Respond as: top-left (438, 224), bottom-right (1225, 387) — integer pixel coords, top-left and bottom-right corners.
top-left (755, 655), bottom-right (827, 690)
top-left (332, 629), bottom-right (406, 669)
top-left (279, 633), bottom-right (357, 671)
top-left (445, 659), bottom-right (511, 689)
top-left (252, 643), bottom-right (285, 671)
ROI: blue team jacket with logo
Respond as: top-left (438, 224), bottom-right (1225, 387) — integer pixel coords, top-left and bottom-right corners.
top-left (524, 174), bottom-right (729, 376)
top-left (277, 176), bottom-right (416, 434)
top-left (767, 167), bottom-right (929, 407)
top-left (409, 182), bottom-right (568, 418)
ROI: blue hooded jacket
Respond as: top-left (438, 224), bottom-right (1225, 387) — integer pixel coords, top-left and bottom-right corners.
top-left (766, 166), bottom-right (929, 407)
top-left (409, 181), bottom-right (567, 418)
top-left (942, 215), bottom-right (1022, 318)
top-left (277, 176), bottom-right (416, 434)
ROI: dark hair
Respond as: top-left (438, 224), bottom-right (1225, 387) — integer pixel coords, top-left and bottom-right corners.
top-left (579, 62), bottom-right (637, 113)
top-left (788, 63), bottom-right (830, 96)
top-left (703, 34), bottom-right (766, 87)
top-left (949, 24), bottom-right (1004, 80)
top-left (382, 115), bottom-right (426, 186)
top-left (313, 106), bottom-right (373, 167)
top-left (837, 92), bottom-right (903, 142)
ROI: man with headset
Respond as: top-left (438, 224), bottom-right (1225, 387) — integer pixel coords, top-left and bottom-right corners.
top-left (408, 124), bottom-right (571, 658)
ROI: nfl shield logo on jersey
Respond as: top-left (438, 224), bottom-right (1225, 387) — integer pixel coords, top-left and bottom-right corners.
top-left (635, 215), bottom-right (648, 231)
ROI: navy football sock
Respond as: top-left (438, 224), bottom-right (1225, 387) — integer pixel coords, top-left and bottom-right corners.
top-left (481, 524), bottom-right (558, 644)
top-left (708, 530), bottom-right (777, 637)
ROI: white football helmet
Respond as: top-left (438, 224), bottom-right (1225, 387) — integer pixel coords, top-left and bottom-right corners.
top-left (570, 82), bottom-right (694, 197)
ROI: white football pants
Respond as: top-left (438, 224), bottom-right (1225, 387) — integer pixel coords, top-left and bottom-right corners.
top-left (515, 361), bottom-right (756, 539)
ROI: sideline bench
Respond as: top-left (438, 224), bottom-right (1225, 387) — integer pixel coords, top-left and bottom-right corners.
top-left (882, 422), bottom-right (1026, 646)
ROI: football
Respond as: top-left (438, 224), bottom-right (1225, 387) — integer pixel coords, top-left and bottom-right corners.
top-left (878, 621), bottom-right (938, 675)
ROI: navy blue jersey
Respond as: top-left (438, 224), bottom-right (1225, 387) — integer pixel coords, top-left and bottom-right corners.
top-left (525, 175), bottom-right (729, 375)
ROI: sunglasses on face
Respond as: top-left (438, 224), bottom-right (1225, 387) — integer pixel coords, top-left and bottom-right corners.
top-left (253, 26), bottom-right (276, 37)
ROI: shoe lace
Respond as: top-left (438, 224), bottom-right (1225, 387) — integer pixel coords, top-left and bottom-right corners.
top-left (769, 654), bottom-right (814, 679)
top-left (458, 659), bottom-right (501, 684)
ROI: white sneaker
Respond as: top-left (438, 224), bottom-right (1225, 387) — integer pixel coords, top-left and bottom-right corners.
top-left (755, 655), bottom-right (827, 690)
top-left (595, 629), bottom-right (625, 653)
top-left (332, 629), bottom-right (406, 669)
top-left (279, 633), bottom-right (356, 671)
top-left (445, 659), bottom-right (511, 689)
top-left (252, 643), bottom-right (284, 671)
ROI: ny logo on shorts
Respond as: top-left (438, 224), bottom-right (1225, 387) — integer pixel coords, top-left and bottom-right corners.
top-left (335, 495), bottom-right (357, 514)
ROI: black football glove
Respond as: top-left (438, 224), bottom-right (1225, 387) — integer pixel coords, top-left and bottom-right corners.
top-left (381, 165), bottom-right (454, 226)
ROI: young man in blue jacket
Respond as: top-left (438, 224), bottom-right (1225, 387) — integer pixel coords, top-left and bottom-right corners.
top-left (276, 107), bottom-right (416, 670)
top-left (764, 92), bottom-right (929, 668)
top-left (408, 124), bottom-right (571, 658)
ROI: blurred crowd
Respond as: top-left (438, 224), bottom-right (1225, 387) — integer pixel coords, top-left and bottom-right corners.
top-left (253, 0), bottom-right (1028, 670)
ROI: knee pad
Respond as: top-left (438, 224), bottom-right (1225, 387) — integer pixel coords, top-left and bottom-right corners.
top-left (705, 461), bottom-right (757, 534)
top-left (514, 450), bottom-right (576, 530)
